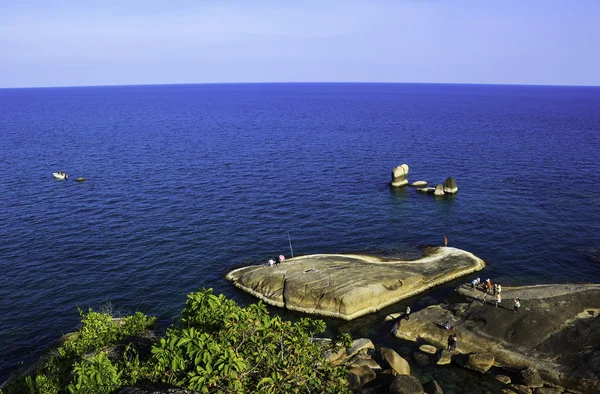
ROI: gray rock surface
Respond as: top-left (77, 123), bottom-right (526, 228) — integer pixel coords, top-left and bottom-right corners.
top-left (391, 164), bottom-right (410, 187)
top-left (393, 283), bottom-right (600, 393)
top-left (443, 177), bottom-right (458, 194)
top-left (227, 247), bottom-right (485, 320)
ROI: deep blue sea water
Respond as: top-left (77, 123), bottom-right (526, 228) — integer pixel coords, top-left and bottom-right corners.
top-left (1, 83), bottom-right (599, 382)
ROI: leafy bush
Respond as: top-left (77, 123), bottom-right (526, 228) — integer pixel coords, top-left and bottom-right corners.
top-left (147, 288), bottom-right (350, 393)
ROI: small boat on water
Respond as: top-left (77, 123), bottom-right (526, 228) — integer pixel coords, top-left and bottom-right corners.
top-left (53, 172), bottom-right (68, 180)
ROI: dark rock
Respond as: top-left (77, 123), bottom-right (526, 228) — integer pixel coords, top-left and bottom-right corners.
top-left (511, 384), bottom-right (533, 394)
top-left (393, 283), bottom-right (600, 393)
top-left (533, 388), bottom-right (563, 394)
top-left (348, 365), bottom-right (377, 390)
top-left (422, 379), bottom-right (444, 394)
top-left (495, 375), bottom-right (512, 384)
top-left (443, 177), bottom-right (458, 194)
top-left (412, 351), bottom-right (430, 368)
top-left (389, 374), bottom-right (425, 394)
top-left (522, 367), bottom-right (544, 388)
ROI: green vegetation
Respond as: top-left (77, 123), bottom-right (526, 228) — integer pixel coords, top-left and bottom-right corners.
top-left (2, 288), bottom-right (350, 394)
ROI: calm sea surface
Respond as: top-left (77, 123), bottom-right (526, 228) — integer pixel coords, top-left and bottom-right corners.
top-left (1, 83), bottom-right (599, 381)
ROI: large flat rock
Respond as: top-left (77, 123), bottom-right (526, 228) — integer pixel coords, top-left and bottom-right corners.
top-left (226, 247), bottom-right (485, 320)
top-left (393, 283), bottom-right (600, 393)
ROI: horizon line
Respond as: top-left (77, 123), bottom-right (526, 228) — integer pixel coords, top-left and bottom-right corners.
top-left (2, 81), bottom-right (600, 90)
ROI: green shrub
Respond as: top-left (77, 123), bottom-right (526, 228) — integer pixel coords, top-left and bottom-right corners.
top-left (67, 352), bottom-right (122, 394)
top-left (147, 288), bottom-right (350, 393)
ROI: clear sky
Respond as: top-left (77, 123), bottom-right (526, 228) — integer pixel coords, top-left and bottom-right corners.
top-left (1, 0), bottom-right (599, 88)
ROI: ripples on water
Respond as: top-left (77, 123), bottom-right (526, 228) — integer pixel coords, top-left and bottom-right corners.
top-left (1, 83), bottom-right (599, 380)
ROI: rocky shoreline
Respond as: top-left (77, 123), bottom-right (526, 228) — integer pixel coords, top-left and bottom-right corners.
top-left (328, 282), bottom-right (600, 393)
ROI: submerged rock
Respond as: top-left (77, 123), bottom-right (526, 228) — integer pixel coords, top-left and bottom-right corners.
top-left (391, 164), bottom-right (409, 187)
top-left (226, 247), bottom-right (485, 320)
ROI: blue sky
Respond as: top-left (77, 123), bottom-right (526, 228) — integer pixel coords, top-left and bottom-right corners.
top-left (1, 0), bottom-right (599, 88)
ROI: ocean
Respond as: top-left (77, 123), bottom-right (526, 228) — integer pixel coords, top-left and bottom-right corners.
top-left (1, 83), bottom-right (599, 381)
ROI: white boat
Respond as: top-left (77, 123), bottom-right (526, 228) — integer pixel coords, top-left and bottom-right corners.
top-left (53, 172), bottom-right (68, 180)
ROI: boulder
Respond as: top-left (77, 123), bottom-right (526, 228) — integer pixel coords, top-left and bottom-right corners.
top-left (464, 353), bottom-right (495, 373)
top-left (443, 177), bottom-right (458, 194)
top-left (346, 338), bottom-right (375, 359)
top-left (418, 344), bottom-right (437, 355)
top-left (422, 380), bottom-right (444, 394)
top-left (381, 347), bottom-right (411, 375)
top-left (410, 181), bottom-right (428, 187)
top-left (348, 357), bottom-right (381, 370)
top-left (226, 248), bottom-right (485, 321)
top-left (434, 184), bottom-right (445, 196)
top-left (348, 365), bottom-right (377, 390)
top-left (495, 375), bottom-right (512, 384)
top-left (522, 367), bottom-right (544, 388)
top-left (389, 375), bottom-right (425, 394)
top-left (391, 164), bottom-right (410, 187)
top-left (416, 187), bottom-right (436, 194)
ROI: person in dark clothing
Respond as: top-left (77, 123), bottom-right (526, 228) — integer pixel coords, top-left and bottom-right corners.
top-left (275, 255), bottom-right (281, 265)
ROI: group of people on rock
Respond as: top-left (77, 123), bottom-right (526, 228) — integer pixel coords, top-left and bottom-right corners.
top-left (472, 277), bottom-right (521, 313)
top-left (267, 254), bottom-right (286, 266)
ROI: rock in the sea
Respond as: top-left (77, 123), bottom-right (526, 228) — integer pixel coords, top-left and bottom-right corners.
top-left (521, 367), bottom-right (543, 388)
top-left (443, 177), bottom-right (458, 194)
top-left (422, 380), bottom-right (444, 394)
top-left (464, 353), bottom-right (495, 373)
top-left (391, 164), bottom-right (409, 187)
top-left (226, 248), bottom-right (485, 321)
top-left (381, 347), bottom-right (411, 375)
top-left (434, 184), bottom-right (445, 196)
top-left (416, 187), bottom-right (436, 194)
top-left (410, 180), bottom-right (428, 187)
top-left (388, 375), bottom-right (425, 394)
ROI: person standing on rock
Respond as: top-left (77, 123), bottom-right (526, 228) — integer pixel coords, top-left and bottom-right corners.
top-left (496, 293), bottom-right (502, 308)
top-left (494, 283), bottom-right (498, 296)
top-left (447, 334), bottom-right (454, 351)
top-left (485, 278), bottom-right (492, 294)
top-left (405, 306), bottom-right (411, 320)
top-left (482, 292), bottom-right (487, 304)
top-left (497, 283), bottom-right (501, 295)
top-left (451, 334), bottom-right (457, 351)
top-left (444, 236), bottom-right (448, 247)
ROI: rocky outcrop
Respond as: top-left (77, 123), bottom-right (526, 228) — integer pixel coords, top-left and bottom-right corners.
top-left (410, 181), bottom-right (427, 187)
top-left (434, 184), bottom-right (444, 196)
top-left (463, 353), bottom-right (495, 373)
top-left (391, 164), bottom-right (409, 187)
top-left (226, 247), bottom-right (485, 320)
top-left (393, 283), bottom-right (600, 393)
top-left (443, 177), bottom-right (458, 194)
top-left (389, 375), bottom-right (424, 394)
top-left (381, 347), bottom-right (411, 375)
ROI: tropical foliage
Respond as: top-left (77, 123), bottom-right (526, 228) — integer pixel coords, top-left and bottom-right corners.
top-left (2, 288), bottom-right (350, 394)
